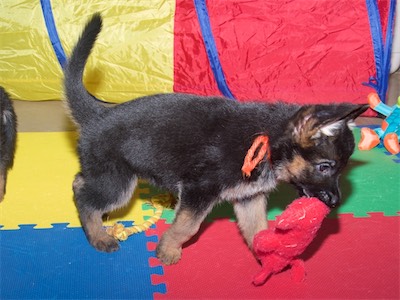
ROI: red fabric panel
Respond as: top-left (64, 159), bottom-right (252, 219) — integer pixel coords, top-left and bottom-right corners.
top-left (378, 0), bottom-right (390, 39)
top-left (174, 0), bottom-right (386, 106)
top-left (150, 214), bottom-right (399, 299)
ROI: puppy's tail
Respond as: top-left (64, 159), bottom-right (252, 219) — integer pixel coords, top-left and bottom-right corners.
top-left (64, 13), bottom-right (106, 126)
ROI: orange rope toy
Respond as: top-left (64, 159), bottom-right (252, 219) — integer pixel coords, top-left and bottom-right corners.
top-left (106, 194), bottom-right (173, 241)
top-left (241, 135), bottom-right (271, 178)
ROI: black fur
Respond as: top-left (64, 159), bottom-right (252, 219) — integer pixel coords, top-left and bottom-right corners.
top-left (0, 86), bottom-right (17, 201)
top-left (64, 14), bottom-right (368, 264)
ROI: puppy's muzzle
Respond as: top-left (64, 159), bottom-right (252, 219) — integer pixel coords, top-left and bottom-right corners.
top-left (297, 187), bottom-right (340, 208)
top-left (317, 190), bottom-right (340, 208)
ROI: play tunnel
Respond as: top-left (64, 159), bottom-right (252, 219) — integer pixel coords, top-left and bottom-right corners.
top-left (0, 0), bottom-right (396, 105)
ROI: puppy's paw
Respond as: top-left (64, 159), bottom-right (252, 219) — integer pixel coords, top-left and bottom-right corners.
top-left (156, 244), bottom-right (182, 265)
top-left (91, 235), bottom-right (120, 253)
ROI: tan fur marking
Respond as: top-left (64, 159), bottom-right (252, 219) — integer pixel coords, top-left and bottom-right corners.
top-left (294, 117), bottom-right (320, 147)
top-left (81, 210), bottom-right (119, 252)
top-left (287, 155), bottom-right (309, 178)
top-left (276, 155), bottom-right (310, 182)
top-left (157, 209), bottom-right (209, 265)
top-left (233, 193), bottom-right (268, 248)
top-left (72, 174), bottom-right (85, 192)
top-left (0, 172), bottom-right (5, 201)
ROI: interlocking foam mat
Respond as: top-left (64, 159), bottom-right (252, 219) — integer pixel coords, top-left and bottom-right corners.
top-left (0, 129), bottom-right (399, 299)
top-left (1, 223), bottom-right (165, 299)
top-left (149, 215), bottom-right (399, 299)
top-left (0, 132), bottom-right (155, 229)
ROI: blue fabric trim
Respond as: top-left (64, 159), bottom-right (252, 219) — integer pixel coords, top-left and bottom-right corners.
top-left (40, 0), bottom-right (67, 69)
top-left (194, 0), bottom-right (236, 100)
top-left (364, 0), bottom-right (396, 103)
top-left (381, 0), bottom-right (396, 99)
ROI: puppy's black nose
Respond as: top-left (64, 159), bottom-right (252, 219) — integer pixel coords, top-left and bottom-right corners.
top-left (319, 191), bottom-right (340, 208)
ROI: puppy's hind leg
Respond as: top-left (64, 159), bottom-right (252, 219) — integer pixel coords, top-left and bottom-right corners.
top-left (73, 171), bottom-right (137, 252)
top-left (234, 193), bottom-right (268, 249)
top-left (79, 206), bottom-right (119, 252)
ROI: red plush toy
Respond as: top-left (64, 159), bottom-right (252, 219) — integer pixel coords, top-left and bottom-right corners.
top-left (253, 197), bottom-right (330, 286)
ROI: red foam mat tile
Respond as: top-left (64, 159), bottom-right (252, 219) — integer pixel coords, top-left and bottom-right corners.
top-left (151, 214), bottom-right (399, 299)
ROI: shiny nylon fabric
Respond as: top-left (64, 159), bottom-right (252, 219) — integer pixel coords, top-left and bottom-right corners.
top-left (193, 0), bottom-right (235, 100)
top-left (364, 0), bottom-right (396, 103)
top-left (174, 0), bottom-right (386, 105)
top-left (0, 0), bottom-right (175, 101)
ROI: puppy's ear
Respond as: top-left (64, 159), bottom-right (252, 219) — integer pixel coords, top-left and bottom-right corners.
top-left (290, 104), bottom-right (369, 147)
top-left (339, 104), bottom-right (370, 122)
top-left (316, 104), bottom-right (370, 137)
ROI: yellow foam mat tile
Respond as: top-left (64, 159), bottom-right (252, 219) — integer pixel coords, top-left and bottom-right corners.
top-left (0, 132), bottom-right (153, 229)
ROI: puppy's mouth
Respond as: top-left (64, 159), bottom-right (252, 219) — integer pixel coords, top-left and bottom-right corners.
top-left (299, 188), bottom-right (312, 198)
top-left (294, 184), bottom-right (311, 198)
top-left (295, 185), bottom-right (339, 208)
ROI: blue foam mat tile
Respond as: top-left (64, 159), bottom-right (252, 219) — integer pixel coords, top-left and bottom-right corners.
top-left (0, 223), bottom-right (165, 299)
top-left (392, 152), bottom-right (400, 163)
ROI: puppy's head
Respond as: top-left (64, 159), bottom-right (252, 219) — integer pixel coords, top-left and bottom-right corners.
top-left (274, 103), bottom-right (368, 208)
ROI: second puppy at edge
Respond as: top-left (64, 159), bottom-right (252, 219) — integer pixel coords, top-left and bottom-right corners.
top-left (0, 87), bottom-right (17, 202)
top-left (64, 14), bottom-right (368, 265)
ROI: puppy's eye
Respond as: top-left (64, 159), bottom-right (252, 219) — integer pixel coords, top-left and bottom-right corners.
top-left (316, 161), bottom-right (335, 174)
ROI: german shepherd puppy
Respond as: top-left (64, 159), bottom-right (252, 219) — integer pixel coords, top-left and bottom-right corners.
top-left (64, 14), bottom-right (368, 265)
top-left (0, 87), bottom-right (17, 201)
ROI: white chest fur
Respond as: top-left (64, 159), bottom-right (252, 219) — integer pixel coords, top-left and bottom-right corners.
top-left (219, 167), bottom-right (277, 201)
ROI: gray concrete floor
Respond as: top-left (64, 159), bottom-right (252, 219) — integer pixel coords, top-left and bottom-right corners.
top-left (13, 100), bottom-right (75, 132)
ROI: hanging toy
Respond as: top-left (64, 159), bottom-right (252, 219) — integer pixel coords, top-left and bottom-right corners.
top-left (359, 93), bottom-right (400, 154)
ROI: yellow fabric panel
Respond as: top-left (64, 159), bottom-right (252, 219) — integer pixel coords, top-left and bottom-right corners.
top-left (0, 132), bottom-right (154, 229)
top-left (0, 0), bottom-right (175, 102)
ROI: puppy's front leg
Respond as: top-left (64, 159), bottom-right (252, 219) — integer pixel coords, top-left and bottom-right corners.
top-left (156, 188), bottom-right (218, 266)
top-left (234, 193), bottom-right (268, 249)
top-left (156, 208), bottom-right (207, 265)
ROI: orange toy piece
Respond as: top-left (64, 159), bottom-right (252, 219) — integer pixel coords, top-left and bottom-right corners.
top-left (241, 135), bottom-right (270, 177)
top-left (383, 133), bottom-right (400, 154)
top-left (358, 93), bottom-right (400, 155)
top-left (359, 127), bottom-right (380, 150)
